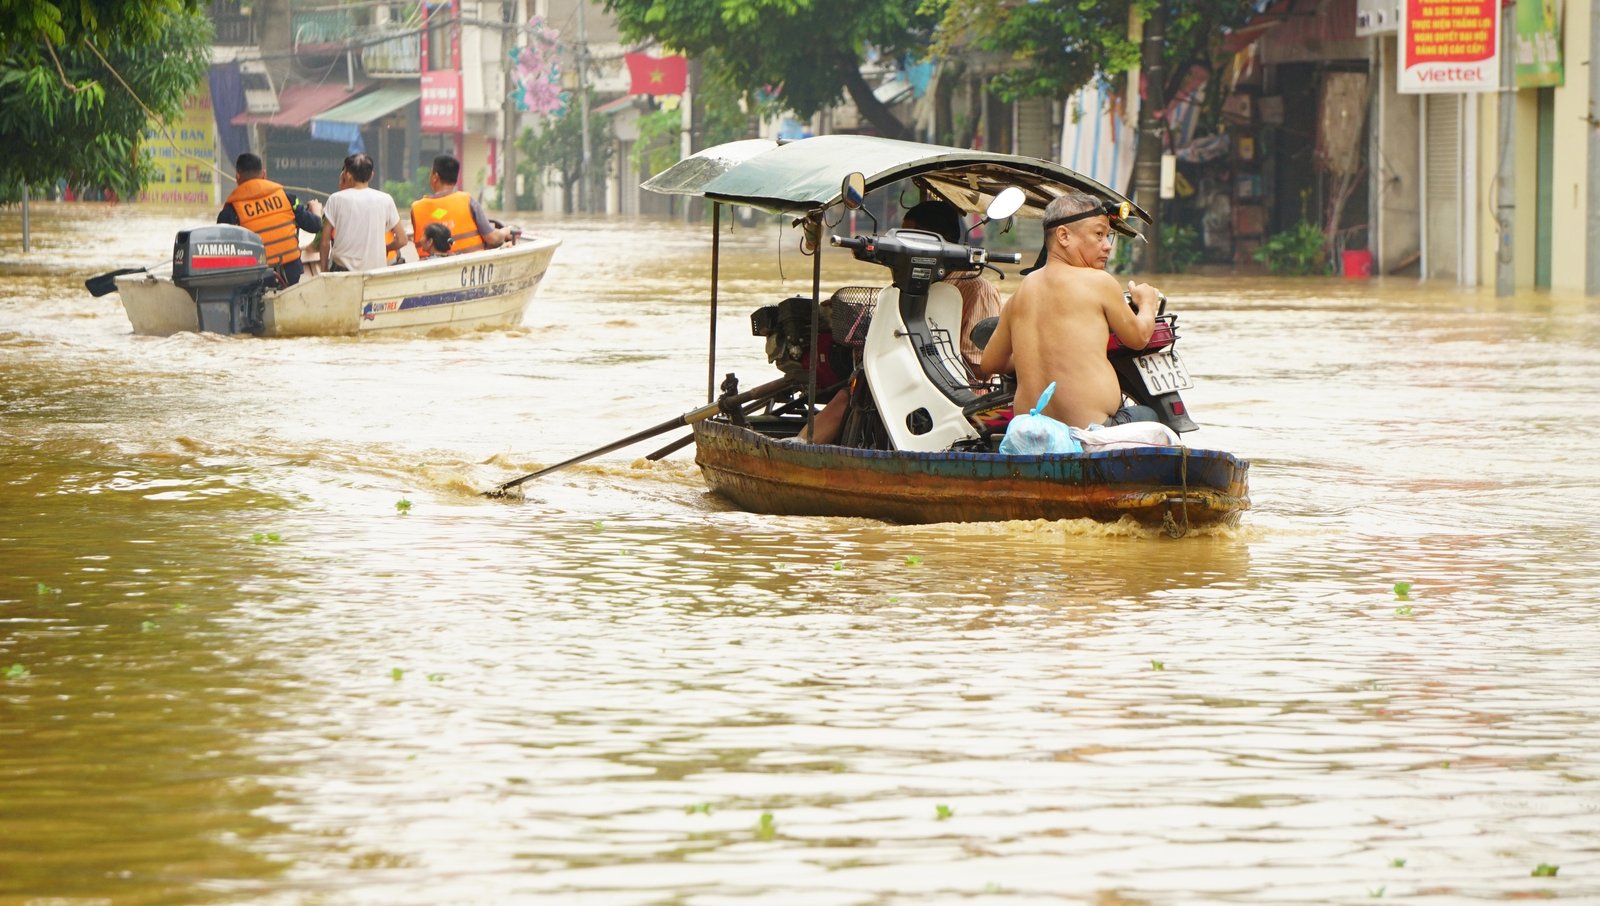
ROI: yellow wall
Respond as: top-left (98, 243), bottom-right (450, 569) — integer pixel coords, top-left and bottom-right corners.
top-left (1474, 0), bottom-right (1591, 290)
top-left (1549, 0), bottom-right (1590, 291)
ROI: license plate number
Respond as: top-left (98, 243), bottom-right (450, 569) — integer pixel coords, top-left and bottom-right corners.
top-left (1134, 349), bottom-right (1193, 394)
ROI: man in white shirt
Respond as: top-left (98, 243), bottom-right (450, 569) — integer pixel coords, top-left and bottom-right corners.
top-left (320, 153), bottom-right (406, 272)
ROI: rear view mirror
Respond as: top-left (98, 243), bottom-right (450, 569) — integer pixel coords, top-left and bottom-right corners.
top-left (840, 172), bottom-right (866, 209)
top-left (985, 186), bottom-right (1025, 222)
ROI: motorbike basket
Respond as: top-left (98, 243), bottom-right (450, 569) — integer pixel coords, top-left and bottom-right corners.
top-left (829, 286), bottom-right (880, 347)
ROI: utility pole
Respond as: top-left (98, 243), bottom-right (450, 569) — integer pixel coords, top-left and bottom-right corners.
top-left (1494, 9), bottom-right (1514, 296)
top-left (576, 0), bottom-right (593, 213)
top-left (1589, 0), bottom-right (1600, 294)
top-left (1130, 4), bottom-right (1166, 274)
top-left (502, 19), bottom-right (518, 214)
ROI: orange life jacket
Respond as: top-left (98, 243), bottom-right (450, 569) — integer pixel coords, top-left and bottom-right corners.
top-left (411, 190), bottom-right (484, 259)
top-left (386, 230), bottom-right (399, 265)
top-left (227, 178), bottom-right (301, 267)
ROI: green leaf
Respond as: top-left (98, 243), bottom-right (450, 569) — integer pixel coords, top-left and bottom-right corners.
top-left (755, 811), bottom-right (776, 840)
top-left (1531, 864), bottom-right (1559, 877)
top-left (935, 804), bottom-right (953, 820)
top-left (5, 664), bottom-right (30, 680)
top-left (391, 667), bottom-right (404, 681)
top-left (1392, 581), bottom-right (1412, 600)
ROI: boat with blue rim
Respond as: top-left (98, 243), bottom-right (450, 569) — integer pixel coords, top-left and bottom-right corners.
top-left (111, 225), bottom-right (559, 337)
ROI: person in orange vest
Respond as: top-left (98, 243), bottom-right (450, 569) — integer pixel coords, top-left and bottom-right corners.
top-left (409, 154), bottom-right (511, 259)
top-left (217, 152), bottom-right (324, 286)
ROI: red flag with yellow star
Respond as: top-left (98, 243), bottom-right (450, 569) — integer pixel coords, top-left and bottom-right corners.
top-left (625, 52), bottom-right (687, 96)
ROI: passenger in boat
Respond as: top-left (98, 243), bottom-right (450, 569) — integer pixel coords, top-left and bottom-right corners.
top-left (975, 192), bottom-right (1160, 429)
top-left (420, 222), bottom-right (455, 258)
top-left (217, 152), bottom-right (324, 286)
top-left (409, 155), bottom-right (511, 259)
top-left (796, 200), bottom-right (1001, 445)
top-left (319, 153), bottom-right (407, 273)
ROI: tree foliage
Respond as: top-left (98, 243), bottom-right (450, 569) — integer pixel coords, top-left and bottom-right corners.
top-left (0, 0), bottom-right (211, 202)
top-left (601, 0), bottom-right (935, 139)
top-left (516, 91), bottom-right (615, 213)
top-left (927, 0), bottom-right (1252, 105)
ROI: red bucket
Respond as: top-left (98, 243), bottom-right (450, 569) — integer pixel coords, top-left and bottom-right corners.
top-left (1341, 249), bottom-right (1373, 278)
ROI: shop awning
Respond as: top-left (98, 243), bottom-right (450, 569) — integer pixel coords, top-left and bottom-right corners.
top-left (231, 82), bottom-right (373, 128)
top-left (310, 84), bottom-right (420, 145)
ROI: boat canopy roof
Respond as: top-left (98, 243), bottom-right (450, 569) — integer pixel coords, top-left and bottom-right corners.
top-left (641, 134), bottom-right (1149, 226)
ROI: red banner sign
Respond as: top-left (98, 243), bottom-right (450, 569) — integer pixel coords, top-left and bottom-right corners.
top-left (421, 70), bottom-right (463, 132)
top-left (1399, 0), bottom-right (1499, 93)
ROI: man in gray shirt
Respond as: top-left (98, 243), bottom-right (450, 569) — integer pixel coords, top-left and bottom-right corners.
top-left (320, 153), bottom-right (406, 272)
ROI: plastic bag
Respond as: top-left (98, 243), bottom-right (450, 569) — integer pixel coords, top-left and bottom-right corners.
top-left (998, 382), bottom-right (1082, 455)
top-left (1071, 421), bottom-right (1180, 450)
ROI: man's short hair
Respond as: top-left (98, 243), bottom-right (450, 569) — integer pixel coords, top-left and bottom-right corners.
top-left (902, 199), bottom-right (964, 244)
top-left (431, 154), bottom-right (461, 185)
top-left (235, 152), bottom-right (264, 177)
top-left (343, 153), bottom-right (375, 184)
top-left (1043, 193), bottom-right (1102, 226)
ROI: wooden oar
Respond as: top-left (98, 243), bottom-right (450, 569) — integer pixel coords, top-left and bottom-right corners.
top-left (85, 266), bottom-right (156, 298)
top-left (482, 376), bottom-right (796, 498)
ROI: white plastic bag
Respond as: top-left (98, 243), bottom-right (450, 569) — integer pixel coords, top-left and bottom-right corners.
top-left (1071, 421), bottom-right (1181, 450)
top-left (998, 382), bottom-right (1082, 455)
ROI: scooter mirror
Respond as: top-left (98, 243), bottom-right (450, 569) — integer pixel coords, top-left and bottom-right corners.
top-left (840, 173), bottom-right (866, 210)
top-left (985, 186), bottom-right (1025, 222)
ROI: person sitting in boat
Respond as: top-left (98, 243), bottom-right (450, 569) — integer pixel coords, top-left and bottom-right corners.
top-left (410, 155), bottom-right (511, 259)
top-left (975, 192), bottom-right (1161, 429)
top-left (319, 153), bottom-right (407, 273)
top-left (217, 152), bottom-right (324, 286)
top-left (797, 199), bottom-right (1002, 445)
top-left (420, 222), bottom-right (454, 258)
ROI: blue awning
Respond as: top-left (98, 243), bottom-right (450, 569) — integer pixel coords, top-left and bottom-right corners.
top-left (310, 84), bottom-right (420, 151)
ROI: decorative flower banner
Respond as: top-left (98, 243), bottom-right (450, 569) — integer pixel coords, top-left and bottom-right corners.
top-left (511, 16), bottom-right (564, 114)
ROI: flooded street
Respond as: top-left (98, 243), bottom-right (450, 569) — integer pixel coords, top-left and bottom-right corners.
top-left (3, 202), bottom-right (1600, 904)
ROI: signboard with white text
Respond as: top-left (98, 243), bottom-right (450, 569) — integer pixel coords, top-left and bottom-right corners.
top-left (420, 70), bottom-right (463, 133)
top-left (1398, 0), bottom-right (1500, 94)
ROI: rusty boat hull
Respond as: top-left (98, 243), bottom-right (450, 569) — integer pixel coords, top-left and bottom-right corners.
top-left (693, 419), bottom-right (1250, 527)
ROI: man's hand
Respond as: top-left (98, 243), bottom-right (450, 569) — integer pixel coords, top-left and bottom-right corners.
top-left (305, 198), bottom-right (323, 217)
top-left (1127, 280), bottom-right (1161, 314)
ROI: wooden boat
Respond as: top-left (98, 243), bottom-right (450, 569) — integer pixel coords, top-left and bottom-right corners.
top-left (113, 234), bottom-right (559, 337)
top-left (637, 135), bottom-right (1250, 532)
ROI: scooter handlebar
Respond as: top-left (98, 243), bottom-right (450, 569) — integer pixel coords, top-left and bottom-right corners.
top-left (831, 235), bottom-right (868, 250)
top-left (986, 252), bottom-right (1023, 265)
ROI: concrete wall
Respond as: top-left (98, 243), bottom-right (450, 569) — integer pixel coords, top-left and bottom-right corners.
top-left (1474, 0), bottom-right (1591, 290)
top-left (1372, 36), bottom-right (1421, 274)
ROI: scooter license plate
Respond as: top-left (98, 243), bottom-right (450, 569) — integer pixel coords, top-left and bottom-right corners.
top-left (1134, 349), bottom-right (1193, 394)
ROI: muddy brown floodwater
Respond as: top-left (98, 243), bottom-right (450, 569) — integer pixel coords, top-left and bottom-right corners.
top-left (2, 202), bottom-right (1599, 904)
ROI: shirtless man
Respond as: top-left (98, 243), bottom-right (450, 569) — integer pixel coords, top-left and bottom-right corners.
top-left (975, 192), bottom-right (1161, 429)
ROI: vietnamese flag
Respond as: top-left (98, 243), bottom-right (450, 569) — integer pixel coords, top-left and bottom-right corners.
top-left (625, 52), bottom-right (688, 96)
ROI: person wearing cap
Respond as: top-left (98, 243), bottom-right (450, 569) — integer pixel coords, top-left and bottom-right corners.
top-left (975, 192), bottom-right (1161, 429)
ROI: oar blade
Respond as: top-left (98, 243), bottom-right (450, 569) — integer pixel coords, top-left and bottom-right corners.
top-left (84, 267), bottom-right (146, 298)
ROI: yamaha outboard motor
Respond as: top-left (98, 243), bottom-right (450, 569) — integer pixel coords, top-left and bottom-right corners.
top-left (170, 225), bottom-right (276, 335)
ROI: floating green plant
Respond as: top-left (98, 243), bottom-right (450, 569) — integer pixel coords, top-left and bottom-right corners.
top-left (1531, 864), bottom-right (1559, 877)
top-left (684, 803), bottom-right (712, 815)
top-left (593, 520), bottom-right (603, 530)
top-left (395, 498), bottom-right (412, 515)
top-left (426, 673), bottom-right (445, 683)
top-left (5, 664), bottom-right (29, 680)
top-left (1368, 886), bottom-right (1385, 898)
top-left (250, 532), bottom-right (282, 543)
top-left (1150, 660), bottom-right (1165, 671)
top-left (904, 555), bottom-right (923, 567)
top-left (935, 804), bottom-right (954, 820)
top-left (390, 668), bottom-right (404, 681)
top-left (755, 812), bottom-right (776, 841)
top-left (35, 582), bottom-right (60, 595)
top-left (1393, 581), bottom-right (1412, 600)
top-left (140, 620), bottom-right (158, 633)
top-left (172, 603), bottom-right (188, 613)
top-left (832, 561), bottom-right (844, 571)
top-left (1394, 605), bottom-right (1414, 617)
top-left (1390, 858), bottom-right (1406, 868)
